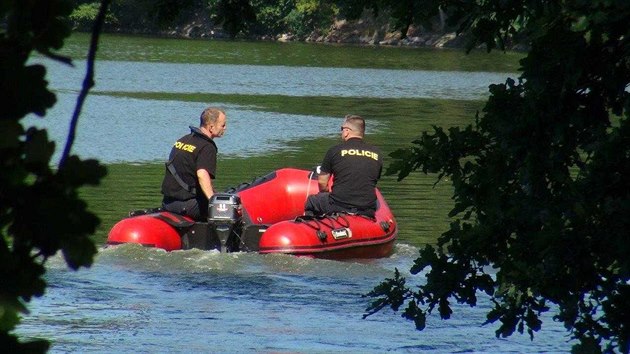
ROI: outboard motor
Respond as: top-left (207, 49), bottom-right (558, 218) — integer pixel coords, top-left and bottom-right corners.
top-left (208, 193), bottom-right (242, 251)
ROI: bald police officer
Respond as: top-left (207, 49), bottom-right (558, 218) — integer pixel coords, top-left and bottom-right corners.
top-left (161, 107), bottom-right (227, 220)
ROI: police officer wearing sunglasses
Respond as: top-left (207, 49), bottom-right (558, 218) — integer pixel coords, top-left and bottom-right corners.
top-left (305, 114), bottom-right (383, 218)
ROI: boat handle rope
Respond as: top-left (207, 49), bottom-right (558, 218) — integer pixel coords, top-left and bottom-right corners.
top-left (295, 213), bottom-right (355, 242)
top-left (295, 215), bottom-right (323, 230)
top-left (306, 169), bottom-right (315, 201)
top-left (295, 213), bottom-right (354, 228)
top-left (327, 213), bottom-right (351, 228)
top-left (294, 215), bottom-right (327, 241)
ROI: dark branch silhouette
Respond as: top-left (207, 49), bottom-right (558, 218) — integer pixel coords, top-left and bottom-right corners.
top-left (59, 0), bottom-right (112, 168)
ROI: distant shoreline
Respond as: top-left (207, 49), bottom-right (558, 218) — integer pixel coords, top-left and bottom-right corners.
top-left (97, 12), bottom-right (525, 51)
top-left (100, 28), bottom-right (467, 49)
top-left (99, 25), bottom-right (526, 52)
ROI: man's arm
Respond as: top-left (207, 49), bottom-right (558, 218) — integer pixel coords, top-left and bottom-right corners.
top-left (197, 169), bottom-right (214, 199)
top-left (317, 173), bottom-right (331, 192)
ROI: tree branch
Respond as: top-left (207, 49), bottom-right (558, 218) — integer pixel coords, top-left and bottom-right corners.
top-left (59, 0), bottom-right (112, 168)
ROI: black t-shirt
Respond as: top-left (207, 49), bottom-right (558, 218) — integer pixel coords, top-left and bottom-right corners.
top-left (320, 137), bottom-right (383, 210)
top-left (161, 127), bottom-right (217, 201)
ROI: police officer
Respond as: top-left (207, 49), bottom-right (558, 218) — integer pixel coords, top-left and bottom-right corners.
top-left (305, 114), bottom-right (383, 217)
top-left (161, 107), bottom-right (227, 220)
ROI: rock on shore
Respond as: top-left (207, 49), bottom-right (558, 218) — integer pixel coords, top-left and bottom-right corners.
top-left (128, 10), bottom-right (468, 49)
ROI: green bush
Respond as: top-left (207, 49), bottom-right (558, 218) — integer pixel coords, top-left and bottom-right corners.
top-left (70, 2), bottom-right (117, 30)
top-left (288, 0), bottom-right (337, 38)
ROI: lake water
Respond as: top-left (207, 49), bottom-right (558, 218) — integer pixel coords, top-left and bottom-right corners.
top-left (17, 246), bottom-right (573, 353)
top-left (17, 37), bottom-right (575, 352)
top-left (28, 58), bottom-right (511, 163)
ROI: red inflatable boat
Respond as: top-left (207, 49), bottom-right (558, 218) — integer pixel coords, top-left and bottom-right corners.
top-left (107, 168), bottom-right (397, 259)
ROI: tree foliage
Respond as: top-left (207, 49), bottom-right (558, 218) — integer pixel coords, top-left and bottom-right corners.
top-left (240, 0), bottom-right (335, 38)
top-left (69, 2), bottom-right (117, 31)
top-left (69, 0), bottom-right (196, 32)
top-left (337, 0), bottom-right (445, 37)
top-left (207, 0), bottom-right (337, 38)
top-left (68, 0), bottom-right (444, 40)
top-left (362, 1), bottom-right (630, 353)
top-left (206, 0), bottom-right (257, 37)
top-left (1, 0), bottom-right (109, 351)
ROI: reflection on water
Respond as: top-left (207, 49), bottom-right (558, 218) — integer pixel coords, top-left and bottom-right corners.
top-left (35, 59), bottom-right (512, 100)
top-left (25, 58), bottom-right (505, 164)
top-left (60, 33), bottom-right (522, 73)
top-left (16, 246), bottom-right (574, 353)
top-left (25, 94), bottom-right (348, 164)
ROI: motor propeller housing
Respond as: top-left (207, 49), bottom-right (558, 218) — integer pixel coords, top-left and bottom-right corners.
top-left (208, 193), bottom-right (242, 251)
